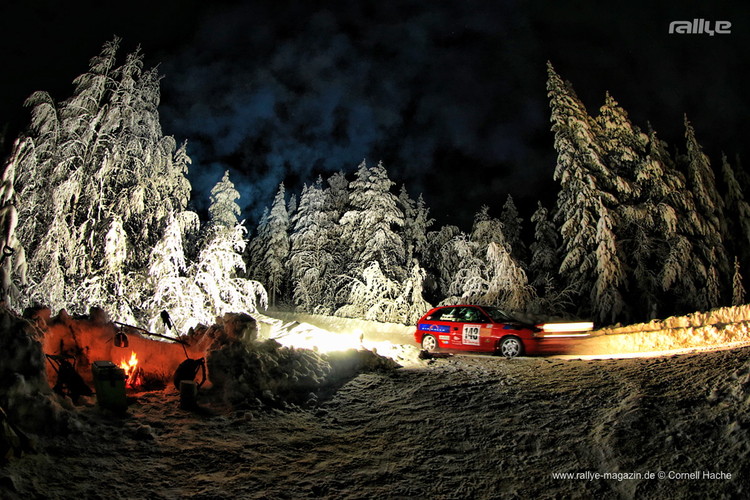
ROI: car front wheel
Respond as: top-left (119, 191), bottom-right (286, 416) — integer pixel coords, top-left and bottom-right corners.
top-left (499, 336), bottom-right (523, 358)
top-left (421, 334), bottom-right (438, 352)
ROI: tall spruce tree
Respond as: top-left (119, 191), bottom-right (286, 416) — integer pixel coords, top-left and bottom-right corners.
top-left (209, 171), bottom-right (241, 228)
top-left (263, 183), bottom-right (290, 306)
top-left (681, 116), bottom-right (730, 307)
top-left (722, 154), bottom-right (750, 266)
top-left (500, 194), bottom-right (526, 264)
top-left (288, 177), bottom-right (337, 313)
top-left (339, 161), bottom-right (405, 280)
top-left (548, 63), bottom-right (633, 321)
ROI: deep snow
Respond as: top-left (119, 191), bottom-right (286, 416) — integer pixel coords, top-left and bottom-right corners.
top-left (3, 308), bottom-right (750, 499)
top-left (2, 347), bottom-right (750, 498)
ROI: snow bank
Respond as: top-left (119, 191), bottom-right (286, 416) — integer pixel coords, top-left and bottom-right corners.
top-left (204, 314), bottom-right (401, 408)
top-left (0, 307), bottom-right (82, 438)
top-left (208, 339), bottom-right (399, 408)
top-left (585, 304), bottom-right (750, 353)
top-left (258, 310), bottom-right (422, 367)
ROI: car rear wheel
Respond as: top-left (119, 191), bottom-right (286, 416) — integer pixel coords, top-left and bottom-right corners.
top-left (421, 334), bottom-right (438, 352)
top-left (499, 336), bottom-right (523, 358)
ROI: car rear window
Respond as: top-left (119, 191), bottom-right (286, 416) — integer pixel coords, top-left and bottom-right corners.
top-left (427, 307), bottom-right (458, 322)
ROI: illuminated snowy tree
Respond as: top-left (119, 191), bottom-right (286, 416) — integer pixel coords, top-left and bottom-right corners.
top-left (247, 207), bottom-right (270, 283)
top-left (209, 170), bottom-right (241, 228)
top-left (445, 233), bottom-right (486, 303)
top-left (547, 63), bottom-right (604, 310)
top-left (398, 186), bottom-right (434, 264)
top-left (339, 161), bottom-right (405, 280)
top-left (262, 183), bottom-right (290, 306)
top-left (591, 201), bottom-right (625, 323)
top-left (11, 38), bottom-right (191, 319)
top-left (0, 145), bottom-right (27, 306)
top-left (190, 222), bottom-right (267, 328)
top-left (147, 173), bottom-right (266, 333)
top-left (288, 178), bottom-right (336, 313)
top-left (680, 117), bottom-right (729, 307)
top-left (335, 261), bottom-right (400, 321)
top-left (427, 224), bottom-right (462, 297)
top-left (548, 64), bottom-right (633, 321)
top-left (326, 170), bottom-right (349, 215)
top-left (145, 211), bottom-right (199, 333)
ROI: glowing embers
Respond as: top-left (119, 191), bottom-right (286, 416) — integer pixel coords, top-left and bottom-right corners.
top-left (119, 351), bottom-right (144, 389)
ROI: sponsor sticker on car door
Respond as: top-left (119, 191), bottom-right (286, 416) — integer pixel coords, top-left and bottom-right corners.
top-left (462, 324), bottom-right (481, 346)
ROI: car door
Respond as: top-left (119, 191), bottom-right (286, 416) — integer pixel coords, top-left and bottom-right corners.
top-left (453, 306), bottom-right (495, 351)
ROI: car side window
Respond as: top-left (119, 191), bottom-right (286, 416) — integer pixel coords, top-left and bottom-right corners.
top-left (456, 307), bottom-right (487, 323)
top-left (429, 307), bottom-right (457, 322)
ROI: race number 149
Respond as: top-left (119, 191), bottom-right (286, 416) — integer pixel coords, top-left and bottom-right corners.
top-left (463, 325), bottom-right (480, 345)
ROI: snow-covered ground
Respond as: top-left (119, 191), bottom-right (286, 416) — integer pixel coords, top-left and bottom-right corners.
top-left (2, 345), bottom-right (749, 498)
top-left (3, 308), bottom-right (750, 498)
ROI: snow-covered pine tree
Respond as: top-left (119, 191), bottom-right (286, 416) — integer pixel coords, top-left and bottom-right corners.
top-left (528, 201), bottom-right (571, 314)
top-left (263, 183), bottom-right (290, 306)
top-left (412, 194), bottom-right (434, 261)
top-left (680, 116), bottom-right (730, 307)
top-left (499, 194), bottom-right (526, 264)
top-left (547, 63), bottom-right (626, 319)
top-left (445, 205), bottom-right (532, 311)
top-left (595, 93), bottom-right (642, 202)
top-left (722, 154), bottom-right (750, 264)
top-left (644, 127), bottom-right (704, 314)
top-left (529, 201), bottom-right (558, 287)
top-left (209, 171), bottom-right (241, 228)
top-left (246, 206), bottom-right (270, 284)
top-left (483, 242), bottom-right (534, 312)
top-left (591, 200), bottom-right (625, 323)
top-left (386, 259), bottom-right (433, 324)
top-left (145, 211), bottom-right (200, 333)
top-left (470, 205), bottom-right (504, 252)
top-left (443, 206), bottom-right (502, 304)
top-left (398, 186), bottom-right (434, 264)
top-left (733, 256), bottom-right (746, 306)
top-left (288, 177), bottom-right (336, 313)
top-left (335, 260), bottom-right (401, 322)
top-left (339, 160), bottom-right (405, 280)
top-left (190, 220), bottom-right (268, 329)
top-left (11, 38), bottom-right (191, 320)
top-left (445, 233), bottom-right (487, 304)
top-left (327, 171), bottom-right (349, 216)
top-left (286, 193), bottom-right (297, 221)
top-left (425, 224), bottom-right (462, 298)
top-left (596, 94), bottom-right (668, 320)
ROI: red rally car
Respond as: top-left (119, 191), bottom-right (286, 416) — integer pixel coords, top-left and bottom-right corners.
top-left (414, 305), bottom-right (592, 358)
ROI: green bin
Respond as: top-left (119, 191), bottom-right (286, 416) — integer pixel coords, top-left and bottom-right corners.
top-left (92, 360), bottom-right (127, 412)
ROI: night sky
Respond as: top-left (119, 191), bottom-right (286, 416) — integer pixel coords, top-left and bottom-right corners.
top-left (1, 0), bottom-right (749, 228)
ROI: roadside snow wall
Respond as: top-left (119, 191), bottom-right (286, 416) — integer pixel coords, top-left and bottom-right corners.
top-left (586, 304), bottom-right (750, 353)
top-left (205, 325), bottom-right (400, 408)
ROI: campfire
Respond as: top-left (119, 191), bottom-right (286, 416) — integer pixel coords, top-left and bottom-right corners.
top-left (118, 351), bottom-right (144, 389)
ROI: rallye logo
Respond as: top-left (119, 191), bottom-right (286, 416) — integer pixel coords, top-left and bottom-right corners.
top-left (418, 323), bottom-right (451, 333)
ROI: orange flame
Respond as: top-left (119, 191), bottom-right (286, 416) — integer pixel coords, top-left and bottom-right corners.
top-left (119, 351), bottom-right (144, 389)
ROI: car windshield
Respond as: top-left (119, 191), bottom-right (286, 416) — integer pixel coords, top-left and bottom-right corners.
top-left (482, 307), bottom-right (517, 323)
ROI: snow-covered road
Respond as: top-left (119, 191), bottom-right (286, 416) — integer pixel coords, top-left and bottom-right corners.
top-left (3, 344), bottom-right (749, 498)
